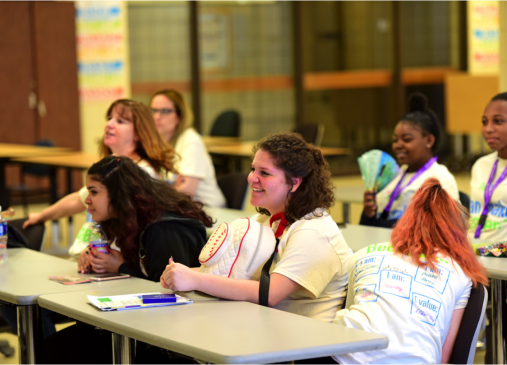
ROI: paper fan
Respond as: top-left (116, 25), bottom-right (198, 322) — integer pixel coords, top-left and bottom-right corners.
top-left (357, 149), bottom-right (399, 192)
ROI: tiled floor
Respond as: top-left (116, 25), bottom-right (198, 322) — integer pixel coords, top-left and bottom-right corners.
top-left (0, 172), bottom-right (487, 364)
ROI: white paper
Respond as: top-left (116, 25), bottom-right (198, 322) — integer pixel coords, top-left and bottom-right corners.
top-left (87, 292), bottom-right (192, 311)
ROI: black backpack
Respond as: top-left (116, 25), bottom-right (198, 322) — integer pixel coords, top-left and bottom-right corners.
top-left (6, 224), bottom-right (29, 249)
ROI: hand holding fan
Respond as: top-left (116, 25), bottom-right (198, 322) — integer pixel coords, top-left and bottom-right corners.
top-left (358, 149), bottom-right (399, 192)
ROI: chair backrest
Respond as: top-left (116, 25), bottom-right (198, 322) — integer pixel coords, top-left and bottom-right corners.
top-left (449, 282), bottom-right (488, 364)
top-left (293, 123), bottom-right (324, 147)
top-left (459, 191), bottom-right (470, 210)
top-left (217, 173), bottom-right (249, 210)
top-left (210, 110), bottom-right (241, 137)
top-left (23, 139), bottom-right (55, 176)
top-left (7, 218), bottom-right (46, 251)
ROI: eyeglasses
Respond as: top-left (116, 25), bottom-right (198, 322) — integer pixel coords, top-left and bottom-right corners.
top-left (151, 108), bottom-right (174, 116)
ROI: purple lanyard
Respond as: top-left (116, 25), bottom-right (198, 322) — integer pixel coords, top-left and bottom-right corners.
top-left (381, 157), bottom-right (438, 219)
top-left (474, 159), bottom-right (507, 238)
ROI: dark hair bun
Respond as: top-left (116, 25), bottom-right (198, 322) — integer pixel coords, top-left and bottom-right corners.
top-left (407, 92), bottom-right (428, 113)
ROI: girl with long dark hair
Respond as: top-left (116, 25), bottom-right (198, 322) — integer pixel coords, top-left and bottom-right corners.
top-left (80, 155), bottom-right (212, 280)
top-left (41, 155), bottom-right (212, 364)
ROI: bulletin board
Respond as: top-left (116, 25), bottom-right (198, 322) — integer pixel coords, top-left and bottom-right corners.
top-left (468, 1), bottom-right (499, 76)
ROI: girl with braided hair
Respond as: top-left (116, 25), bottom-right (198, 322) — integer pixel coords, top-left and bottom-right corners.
top-left (162, 132), bottom-right (351, 323)
top-left (361, 92), bottom-right (459, 228)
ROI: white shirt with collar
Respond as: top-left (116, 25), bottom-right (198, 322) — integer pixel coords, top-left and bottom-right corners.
top-left (254, 209), bottom-right (351, 322)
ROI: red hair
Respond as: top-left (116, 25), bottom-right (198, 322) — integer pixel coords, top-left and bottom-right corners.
top-left (391, 178), bottom-right (488, 287)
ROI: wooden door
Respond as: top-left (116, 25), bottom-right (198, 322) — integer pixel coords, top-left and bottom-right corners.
top-left (0, 2), bottom-right (37, 144)
top-left (33, 1), bottom-right (80, 151)
top-left (33, 2), bottom-right (82, 192)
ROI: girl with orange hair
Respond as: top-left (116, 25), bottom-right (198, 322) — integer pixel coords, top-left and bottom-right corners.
top-left (333, 178), bottom-right (488, 364)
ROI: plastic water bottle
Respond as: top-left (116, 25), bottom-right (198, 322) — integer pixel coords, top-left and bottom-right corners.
top-left (0, 206), bottom-right (8, 264)
top-left (89, 224), bottom-right (109, 255)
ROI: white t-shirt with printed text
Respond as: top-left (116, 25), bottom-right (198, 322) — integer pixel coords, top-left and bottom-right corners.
top-left (167, 128), bottom-right (226, 208)
top-left (376, 162), bottom-right (459, 220)
top-left (254, 209), bottom-right (351, 322)
top-left (470, 152), bottom-right (507, 241)
top-left (333, 242), bottom-right (472, 364)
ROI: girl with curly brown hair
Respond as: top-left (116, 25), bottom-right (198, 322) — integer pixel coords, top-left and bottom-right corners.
top-left (161, 132), bottom-right (351, 323)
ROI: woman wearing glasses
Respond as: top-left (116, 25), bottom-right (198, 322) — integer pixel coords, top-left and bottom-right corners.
top-left (150, 89), bottom-right (226, 207)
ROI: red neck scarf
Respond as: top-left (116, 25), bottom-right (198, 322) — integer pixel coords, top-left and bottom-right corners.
top-left (269, 212), bottom-right (288, 239)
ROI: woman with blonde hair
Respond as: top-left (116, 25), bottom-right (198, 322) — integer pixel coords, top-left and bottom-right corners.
top-left (5, 99), bottom-right (175, 339)
top-left (23, 99), bottom-right (174, 229)
top-left (151, 89), bottom-right (225, 207)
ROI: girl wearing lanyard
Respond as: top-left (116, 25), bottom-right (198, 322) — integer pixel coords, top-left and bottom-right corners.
top-left (471, 92), bottom-right (507, 241)
top-left (161, 132), bottom-right (351, 324)
top-left (361, 92), bottom-right (459, 228)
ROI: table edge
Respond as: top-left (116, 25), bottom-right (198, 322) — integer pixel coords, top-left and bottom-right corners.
top-left (39, 296), bottom-right (388, 363)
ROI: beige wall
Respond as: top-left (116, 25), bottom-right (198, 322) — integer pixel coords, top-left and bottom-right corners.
top-left (500, 1), bottom-right (507, 92)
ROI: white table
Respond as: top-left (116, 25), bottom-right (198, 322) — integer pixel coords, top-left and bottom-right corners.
top-left (0, 248), bottom-right (149, 364)
top-left (340, 224), bottom-right (392, 252)
top-left (39, 284), bottom-right (388, 364)
top-left (334, 185), bottom-right (364, 223)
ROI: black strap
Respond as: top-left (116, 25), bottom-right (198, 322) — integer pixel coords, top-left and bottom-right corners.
top-left (258, 238), bottom-right (280, 307)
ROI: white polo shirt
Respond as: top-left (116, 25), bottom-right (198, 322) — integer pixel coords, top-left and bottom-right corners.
top-left (254, 209), bottom-right (351, 322)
